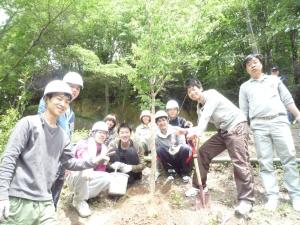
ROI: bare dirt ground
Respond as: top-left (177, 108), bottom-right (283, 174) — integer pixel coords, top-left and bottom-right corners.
top-left (58, 130), bottom-right (300, 225)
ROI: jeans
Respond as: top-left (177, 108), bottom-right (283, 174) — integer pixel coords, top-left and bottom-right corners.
top-left (156, 144), bottom-right (192, 176)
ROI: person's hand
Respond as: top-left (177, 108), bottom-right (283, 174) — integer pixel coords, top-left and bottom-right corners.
top-left (110, 161), bottom-right (124, 171)
top-left (0, 199), bottom-right (10, 221)
top-left (175, 127), bottom-right (187, 136)
top-left (120, 164), bottom-right (133, 173)
top-left (184, 121), bottom-right (193, 128)
top-left (82, 170), bottom-right (93, 181)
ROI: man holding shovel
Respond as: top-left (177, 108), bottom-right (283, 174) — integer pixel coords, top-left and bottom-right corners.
top-left (178, 78), bottom-right (255, 216)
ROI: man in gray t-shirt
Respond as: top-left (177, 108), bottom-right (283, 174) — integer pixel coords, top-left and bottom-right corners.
top-left (179, 78), bottom-right (254, 216)
top-left (239, 54), bottom-right (300, 212)
top-left (0, 80), bottom-right (108, 225)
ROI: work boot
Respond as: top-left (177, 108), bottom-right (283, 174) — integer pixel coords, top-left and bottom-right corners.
top-left (235, 200), bottom-right (253, 216)
top-left (72, 199), bottom-right (91, 218)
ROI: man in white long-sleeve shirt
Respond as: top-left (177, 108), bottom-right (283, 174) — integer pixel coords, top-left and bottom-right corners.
top-left (179, 78), bottom-right (254, 216)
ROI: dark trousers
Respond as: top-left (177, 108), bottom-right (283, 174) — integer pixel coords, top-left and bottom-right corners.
top-left (51, 165), bottom-right (65, 209)
top-left (156, 144), bottom-right (191, 176)
top-left (193, 122), bottom-right (255, 202)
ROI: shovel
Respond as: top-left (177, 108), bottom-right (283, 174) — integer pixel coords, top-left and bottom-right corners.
top-left (188, 139), bottom-right (209, 209)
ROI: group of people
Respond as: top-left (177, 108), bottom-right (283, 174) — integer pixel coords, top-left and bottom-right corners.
top-left (0, 53), bottom-right (300, 224)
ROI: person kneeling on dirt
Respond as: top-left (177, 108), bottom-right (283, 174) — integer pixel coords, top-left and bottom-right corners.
top-left (178, 78), bottom-right (255, 216)
top-left (155, 110), bottom-right (192, 183)
top-left (66, 121), bottom-right (111, 218)
top-left (108, 123), bottom-right (145, 184)
top-left (0, 80), bottom-right (108, 225)
top-left (166, 100), bottom-right (193, 128)
top-left (135, 110), bottom-right (152, 161)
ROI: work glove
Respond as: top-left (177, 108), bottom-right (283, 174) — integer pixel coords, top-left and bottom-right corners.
top-left (110, 161), bottom-right (125, 171)
top-left (0, 199), bottom-right (10, 221)
top-left (120, 164), bottom-right (133, 173)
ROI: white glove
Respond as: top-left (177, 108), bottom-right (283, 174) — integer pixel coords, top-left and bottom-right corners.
top-left (120, 164), bottom-right (133, 173)
top-left (0, 199), bottom-right (10, 221)
top-left (110, 162), bottom-right (124, 171)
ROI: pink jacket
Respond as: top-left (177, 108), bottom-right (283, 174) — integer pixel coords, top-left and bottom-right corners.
top-left (74, 137), bottom-right (108, 171)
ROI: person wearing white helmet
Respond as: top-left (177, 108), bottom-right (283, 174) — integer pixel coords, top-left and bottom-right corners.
top-left (166, 100), bottom-right (193, 128)
top-left (135, 110), bottom-right (152, 158)
top-left (37, 71), bottom-right (84, 209)
top-left (66, 121), bottom-right (111, 218)
top-left (0, 80), bottom-right (107, 225)
top-left (155, 110), bottom-right (192, 183)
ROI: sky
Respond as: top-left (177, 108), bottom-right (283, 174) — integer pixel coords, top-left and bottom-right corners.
top-left (0, 9), bottom-right (9, 26)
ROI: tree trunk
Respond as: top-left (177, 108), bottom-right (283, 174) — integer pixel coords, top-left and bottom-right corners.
top-left (245, 5), bottom-right (259, 54)
top-left (105, 83), bottom-right (109, 115)
top-left (149, 91), bottom-right (157, 195)
top-left (290, 29), bottom-right (300, 84)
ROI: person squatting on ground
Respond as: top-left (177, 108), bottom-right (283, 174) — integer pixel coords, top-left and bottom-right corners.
top-left (37, 71), bottom-right (84, 209)
top-left (180, 78), bottom-right (255, 216)
top-left (104, 114), bottom-right (118, 146)
top-left (135, 110), bottom-right (152, 159)
top-left (66, 121), bottom-right (111, 218)
top-left (108, 123), bottom-right (145, 184)
top-left (166, 100), bottom-right (193, 128)
top-left (0, 80), bottom-right (108, 225)
top-left (155, 110), bottom-right (192, 183)
top-left (240, 54), bottom-right (300, 212)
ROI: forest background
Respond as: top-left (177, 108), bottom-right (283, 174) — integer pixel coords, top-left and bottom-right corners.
top-left (0, 0), bottom-right (300, 155)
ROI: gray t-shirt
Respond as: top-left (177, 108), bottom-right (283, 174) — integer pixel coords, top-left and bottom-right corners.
top-left (0, 115), bottom-right (95, 201)
top-left (239, 74), bottom-right (293, 120)
top-left (189, 89), bottom-right (246, 137)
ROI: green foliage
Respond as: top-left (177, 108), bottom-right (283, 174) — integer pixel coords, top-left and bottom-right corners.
top-left (71, 129), bottom-right (89, 144)
top-left (0, 108), bottom-right (20, 156)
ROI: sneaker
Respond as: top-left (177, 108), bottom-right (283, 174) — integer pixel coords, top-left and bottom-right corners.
top-left (166, 174), bottom-right (175, 181)
top-left (182, 175), bottom-right (191, 183)
top-left (235, 200), bottom-right (253, 216)
top-left (185, 187), bottom-right (199, 197)
top-left (72, 199), bottom-right (91, 218)
top-left (292, 199), bottom-right (300, 212)
top-left (265, 198), bottom-right (278, 211)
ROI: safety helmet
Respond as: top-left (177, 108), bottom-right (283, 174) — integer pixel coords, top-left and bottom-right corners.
top-left (63, 72), bottom-right (84, 88)
top-left (43, 80), bottom-right (72, 99)
top-left (140, 110), bottom-right (151, 120)
top-left (166, 100), bottom-right (179, 110)
top-left (92, 121), bottom-right (109, 132)
top-left (155, 110), bottom-right (168, 123)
